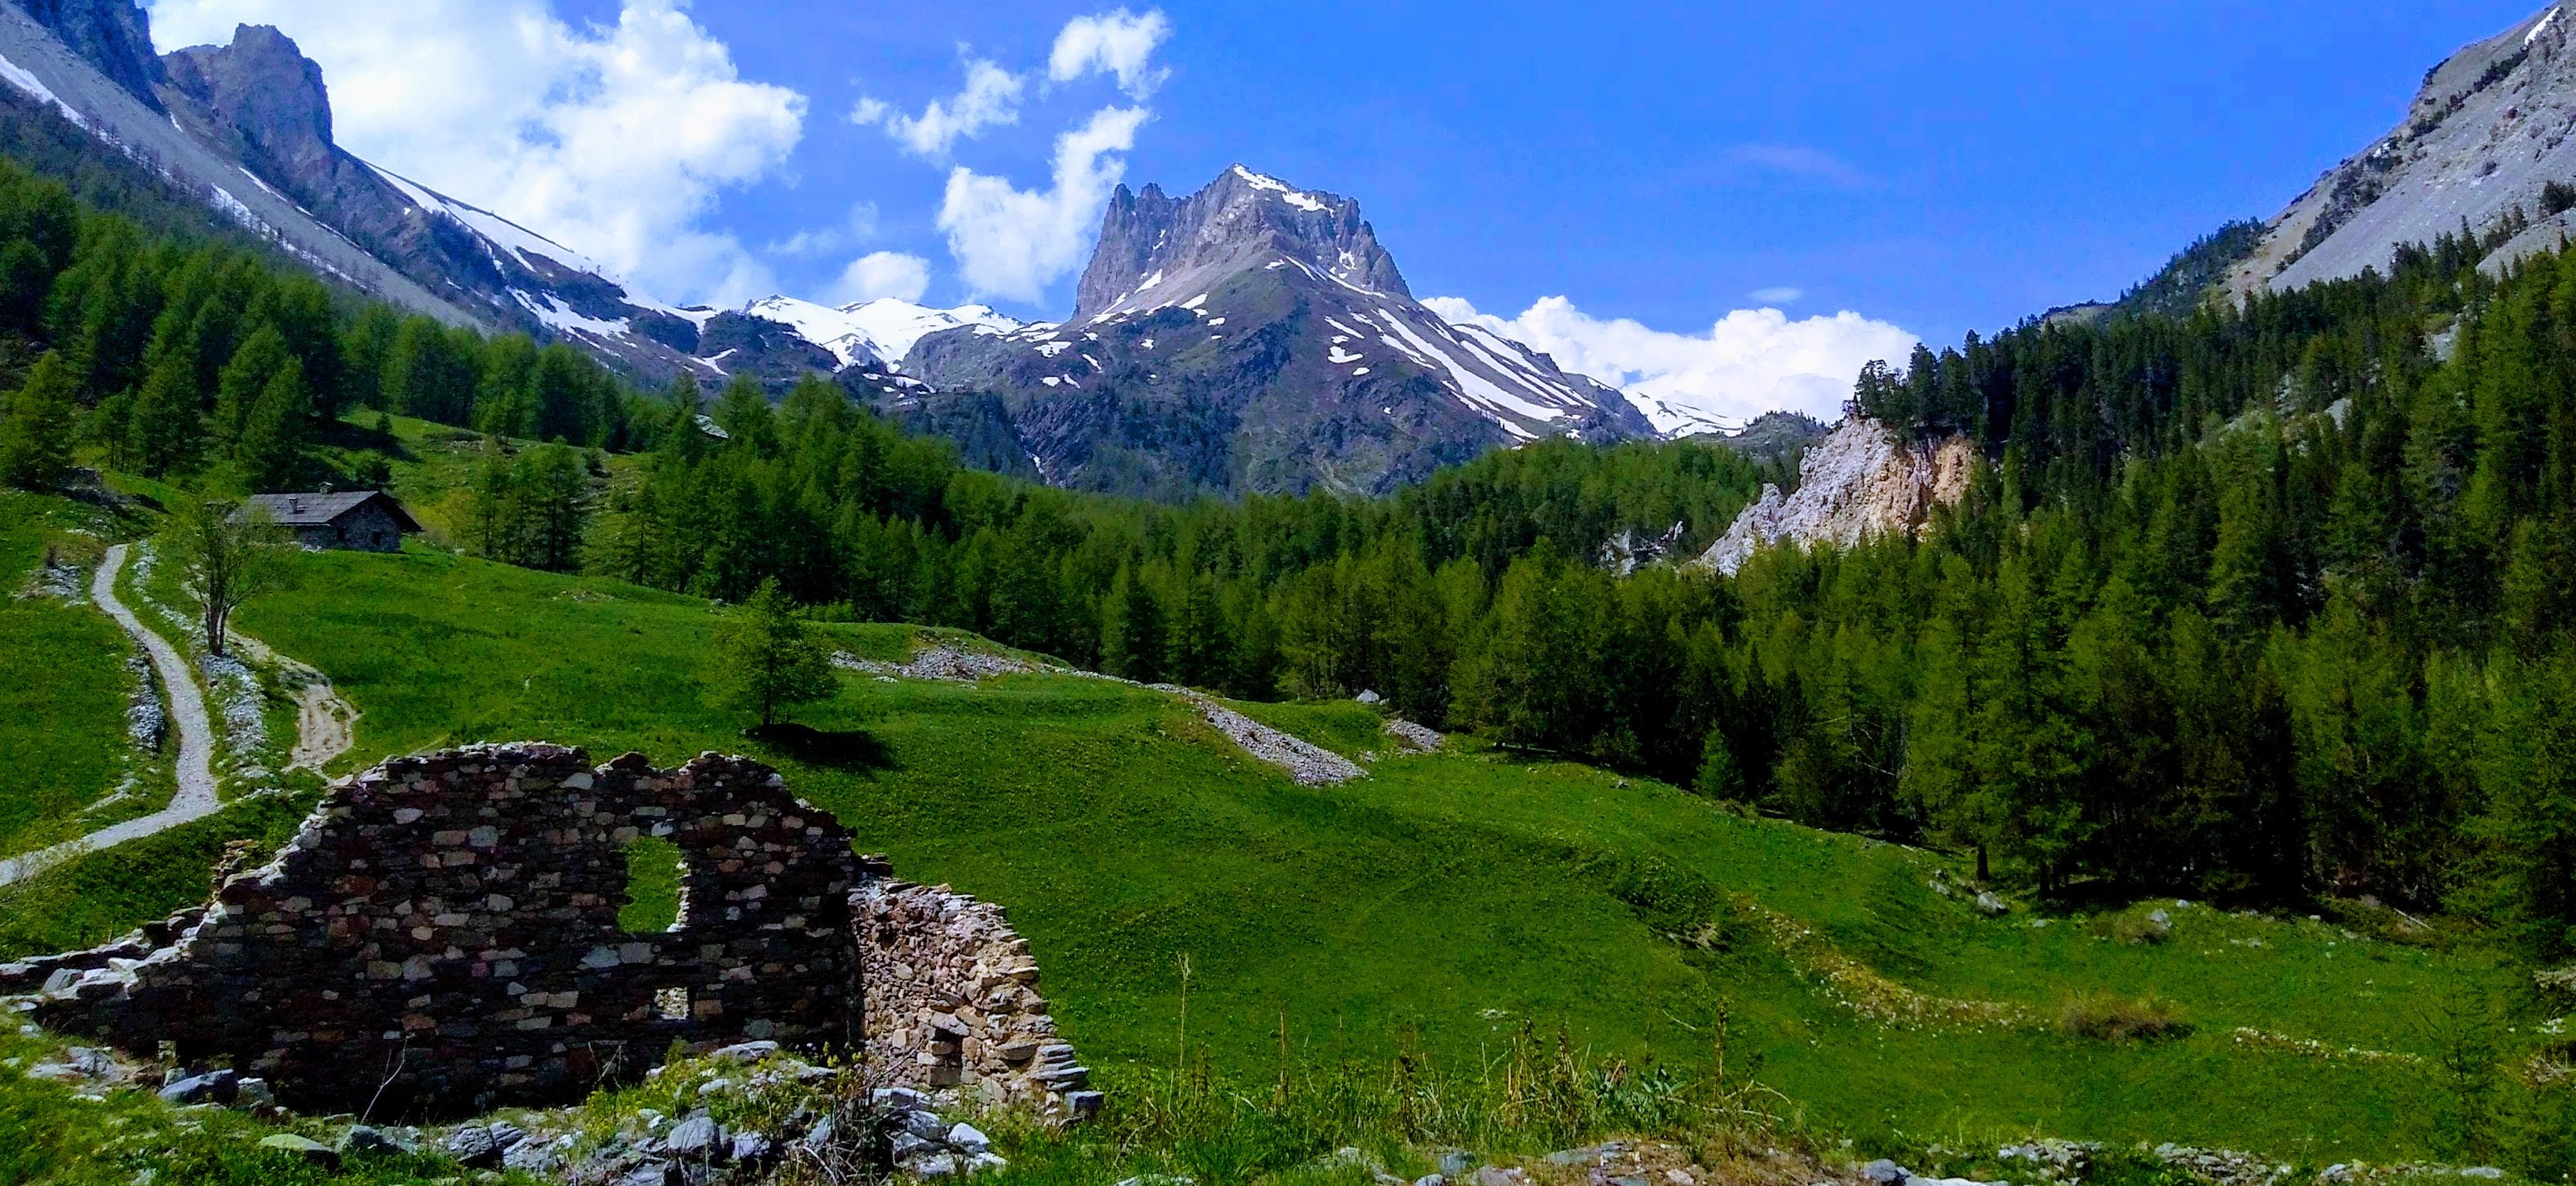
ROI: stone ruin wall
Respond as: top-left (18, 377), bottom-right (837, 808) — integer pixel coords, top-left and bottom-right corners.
top-left (4, 743), bottom-right (1098, 1120)
top-left (852, 861), bottom-right (1096, 1116)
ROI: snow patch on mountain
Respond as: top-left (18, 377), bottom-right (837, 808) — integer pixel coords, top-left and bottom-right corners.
top-left (370, 165), bottom-right (609, 278)
top-left (1232, 165), bottom-right (1326, 211)
top-left (0, 48), bottom-right (83, 128)
top-left (740, 296), bottom-right (1022, 370)
top-left (514, 291), bottom-right (631, 340)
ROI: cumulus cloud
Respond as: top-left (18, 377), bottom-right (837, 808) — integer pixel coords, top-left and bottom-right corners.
top-left (1423, 295), bottom-right (1918, 435)
top-left (853, 57), bottom-right (1025, 158)
top-left (937, 107), bottom-right (1149, 303)
top-left (1048, 8), bottom-right (1171, 98)
top-left (146, 0), bottom-right (805, 308)
top-left (832, 251), bottom-right (933, 304)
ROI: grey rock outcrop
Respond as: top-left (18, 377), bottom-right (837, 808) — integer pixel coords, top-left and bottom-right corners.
top-left (0, 2), bottom-right (473, 324)
top-left (1073, 165), bottom-right (1410, 320)
top-left (1692, 418), bottom-right (1977, 575)
top-left (14, 0), bottom-right (159, 108)
top-left (2232, 5), bottom-right (2576, 295)
top-left (0, 2), bottom-right (747, 382)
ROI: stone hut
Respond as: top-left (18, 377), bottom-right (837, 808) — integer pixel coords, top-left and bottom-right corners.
top-left (246, 490), bottom-right (418, 552)
top-left (10, 743), bottom-right (1101, 1121)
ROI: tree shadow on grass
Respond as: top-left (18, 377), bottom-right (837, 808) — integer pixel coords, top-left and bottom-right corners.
top-left (745, 723), bottom-right (899, 775)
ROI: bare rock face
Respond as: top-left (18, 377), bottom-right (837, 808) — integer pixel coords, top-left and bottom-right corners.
top-left (2231, 5), bottom-right (2576, 296)
top-left (15, 0), bottom-right (162, 109)
top-left (904, 164), bottom-right (1653, 497)
top-left (1073, 164), bottom-right (1411, 322)
top-left (1692, 418), bottom-right (1977, 575)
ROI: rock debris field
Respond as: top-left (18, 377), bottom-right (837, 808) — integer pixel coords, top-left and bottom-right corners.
top-left (836, 645), bottom-right (1441, 786)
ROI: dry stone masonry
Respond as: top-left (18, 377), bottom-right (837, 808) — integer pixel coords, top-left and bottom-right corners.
top-left (853, 862), bottom-right (1103, 1120)
top-left (5, 743), bottom-right (1100, 1122)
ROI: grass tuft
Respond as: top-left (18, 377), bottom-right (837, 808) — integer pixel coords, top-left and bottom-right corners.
top-left (2059, 994), bottom-right (2194, 1043)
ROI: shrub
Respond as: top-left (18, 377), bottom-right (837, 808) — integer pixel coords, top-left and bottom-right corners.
top-left (2543, 179), bottom-right (2576, 218)
top-left (2060, 994), bottom-right (2193, 1043)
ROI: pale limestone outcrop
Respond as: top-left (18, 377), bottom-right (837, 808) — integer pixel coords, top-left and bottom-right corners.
top-left (1693, 418), bottom-right (1977, 575)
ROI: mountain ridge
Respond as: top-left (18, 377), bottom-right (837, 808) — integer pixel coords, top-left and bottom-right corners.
top-left (894, 164), bottom-right (1655, 496)
top-left (2228, 4), bottom-right (2576, 295)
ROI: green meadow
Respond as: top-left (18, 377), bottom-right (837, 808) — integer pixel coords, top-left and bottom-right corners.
top-left (0, 537), bottom-right (2531, 1169)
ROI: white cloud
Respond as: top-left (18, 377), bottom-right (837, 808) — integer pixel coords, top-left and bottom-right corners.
top-left (854, 56), bottom-right (1025, 157)
top-left (1748, 286), bottom-right (1805, 304)
top-left (764, 202), bottom-right (881, 258)
top-left (1424, 295), bottom-right (1918, 435)
top-left (145, 0), bottom-right (804, 308)
top-left (1049, 8), bottom-right (1171, 99)
top-left (832, 251), bottom-right (933, 304)
top-left (937, 107), bottom-right (1148, 303)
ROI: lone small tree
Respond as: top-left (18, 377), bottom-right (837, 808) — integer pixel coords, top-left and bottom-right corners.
top-left (705, 578), bottom-right (837, 727)
top-left (165, 497), bottom-right (293, 657)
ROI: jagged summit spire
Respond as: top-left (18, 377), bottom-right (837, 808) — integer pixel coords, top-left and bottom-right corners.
top-left (1072, 164), bottom-right (1409, 321)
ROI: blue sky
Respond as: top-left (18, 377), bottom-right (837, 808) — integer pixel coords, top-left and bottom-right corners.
top-left (145, 0), bottom-right (2544, 420)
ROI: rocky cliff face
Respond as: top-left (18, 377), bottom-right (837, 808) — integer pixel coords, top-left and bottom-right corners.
top-left (1691, 417), bottom-right (1977, 575)
top-left (902, 165), bottom-right (1654, 497)
top-left (148, 20), bottom-right (727, 379)
top-left (2229, 5), bottom-right (2576, 295)
top-left (0, 1), bottom-right (472, 324)
top-left (0, 1), bottom-right (755, 382)
top-left (15, 0), bottom-right (156, 107)
top-left (1073, 165), bottom-right (1409, 320)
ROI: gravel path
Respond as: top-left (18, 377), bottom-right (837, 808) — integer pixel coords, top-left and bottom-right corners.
top-left (231, 632), bottom-right (357, 772)
top-left (0, 545), bottom-right (220, 889)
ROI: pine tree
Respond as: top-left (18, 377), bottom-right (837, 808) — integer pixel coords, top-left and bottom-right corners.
top-left (210, 326), bottom-right (292, 451)
top-left (1166, 571), bottom-right (1230, 689)
top-left (467, 439), bottom-right (518, 563)
top-left (704, 578), bottom-right (838, 727)
top-left (1101, 561), bottom-right (1165, 684)
top-left (475, 333), bottom-right (540, 440)
top-left (712, 376), bottom-right (777, 454)
top-left (233, 357), bottom-right (310, 493)
top-left (2477, 651), bottom-right (2576, 964)
top-left (516, 443), bottom-right (590, 572)
top-left (0, 351), bottom-right (79, 489)
top-left (1693, 730), bottom-right (1746, 801)
top-left (126, 351), bottom-right (205, 476)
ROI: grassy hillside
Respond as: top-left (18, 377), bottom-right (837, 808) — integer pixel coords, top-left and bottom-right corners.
top-left (0, 543), bottom-right (2511, 1163)
top-left (0, 490), bottom-right (155, 858)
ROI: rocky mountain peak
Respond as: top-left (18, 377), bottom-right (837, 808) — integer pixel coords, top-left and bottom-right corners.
top-left (162, 25), bottom-right (336, 194)
top-left (14, 0), bottom-right (162, 109)
top-left (1073, 164), bottom-right (1408, 321)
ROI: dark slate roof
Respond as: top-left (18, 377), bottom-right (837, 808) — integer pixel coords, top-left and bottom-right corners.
top-left (245, 490), bottom-right (421, 532)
